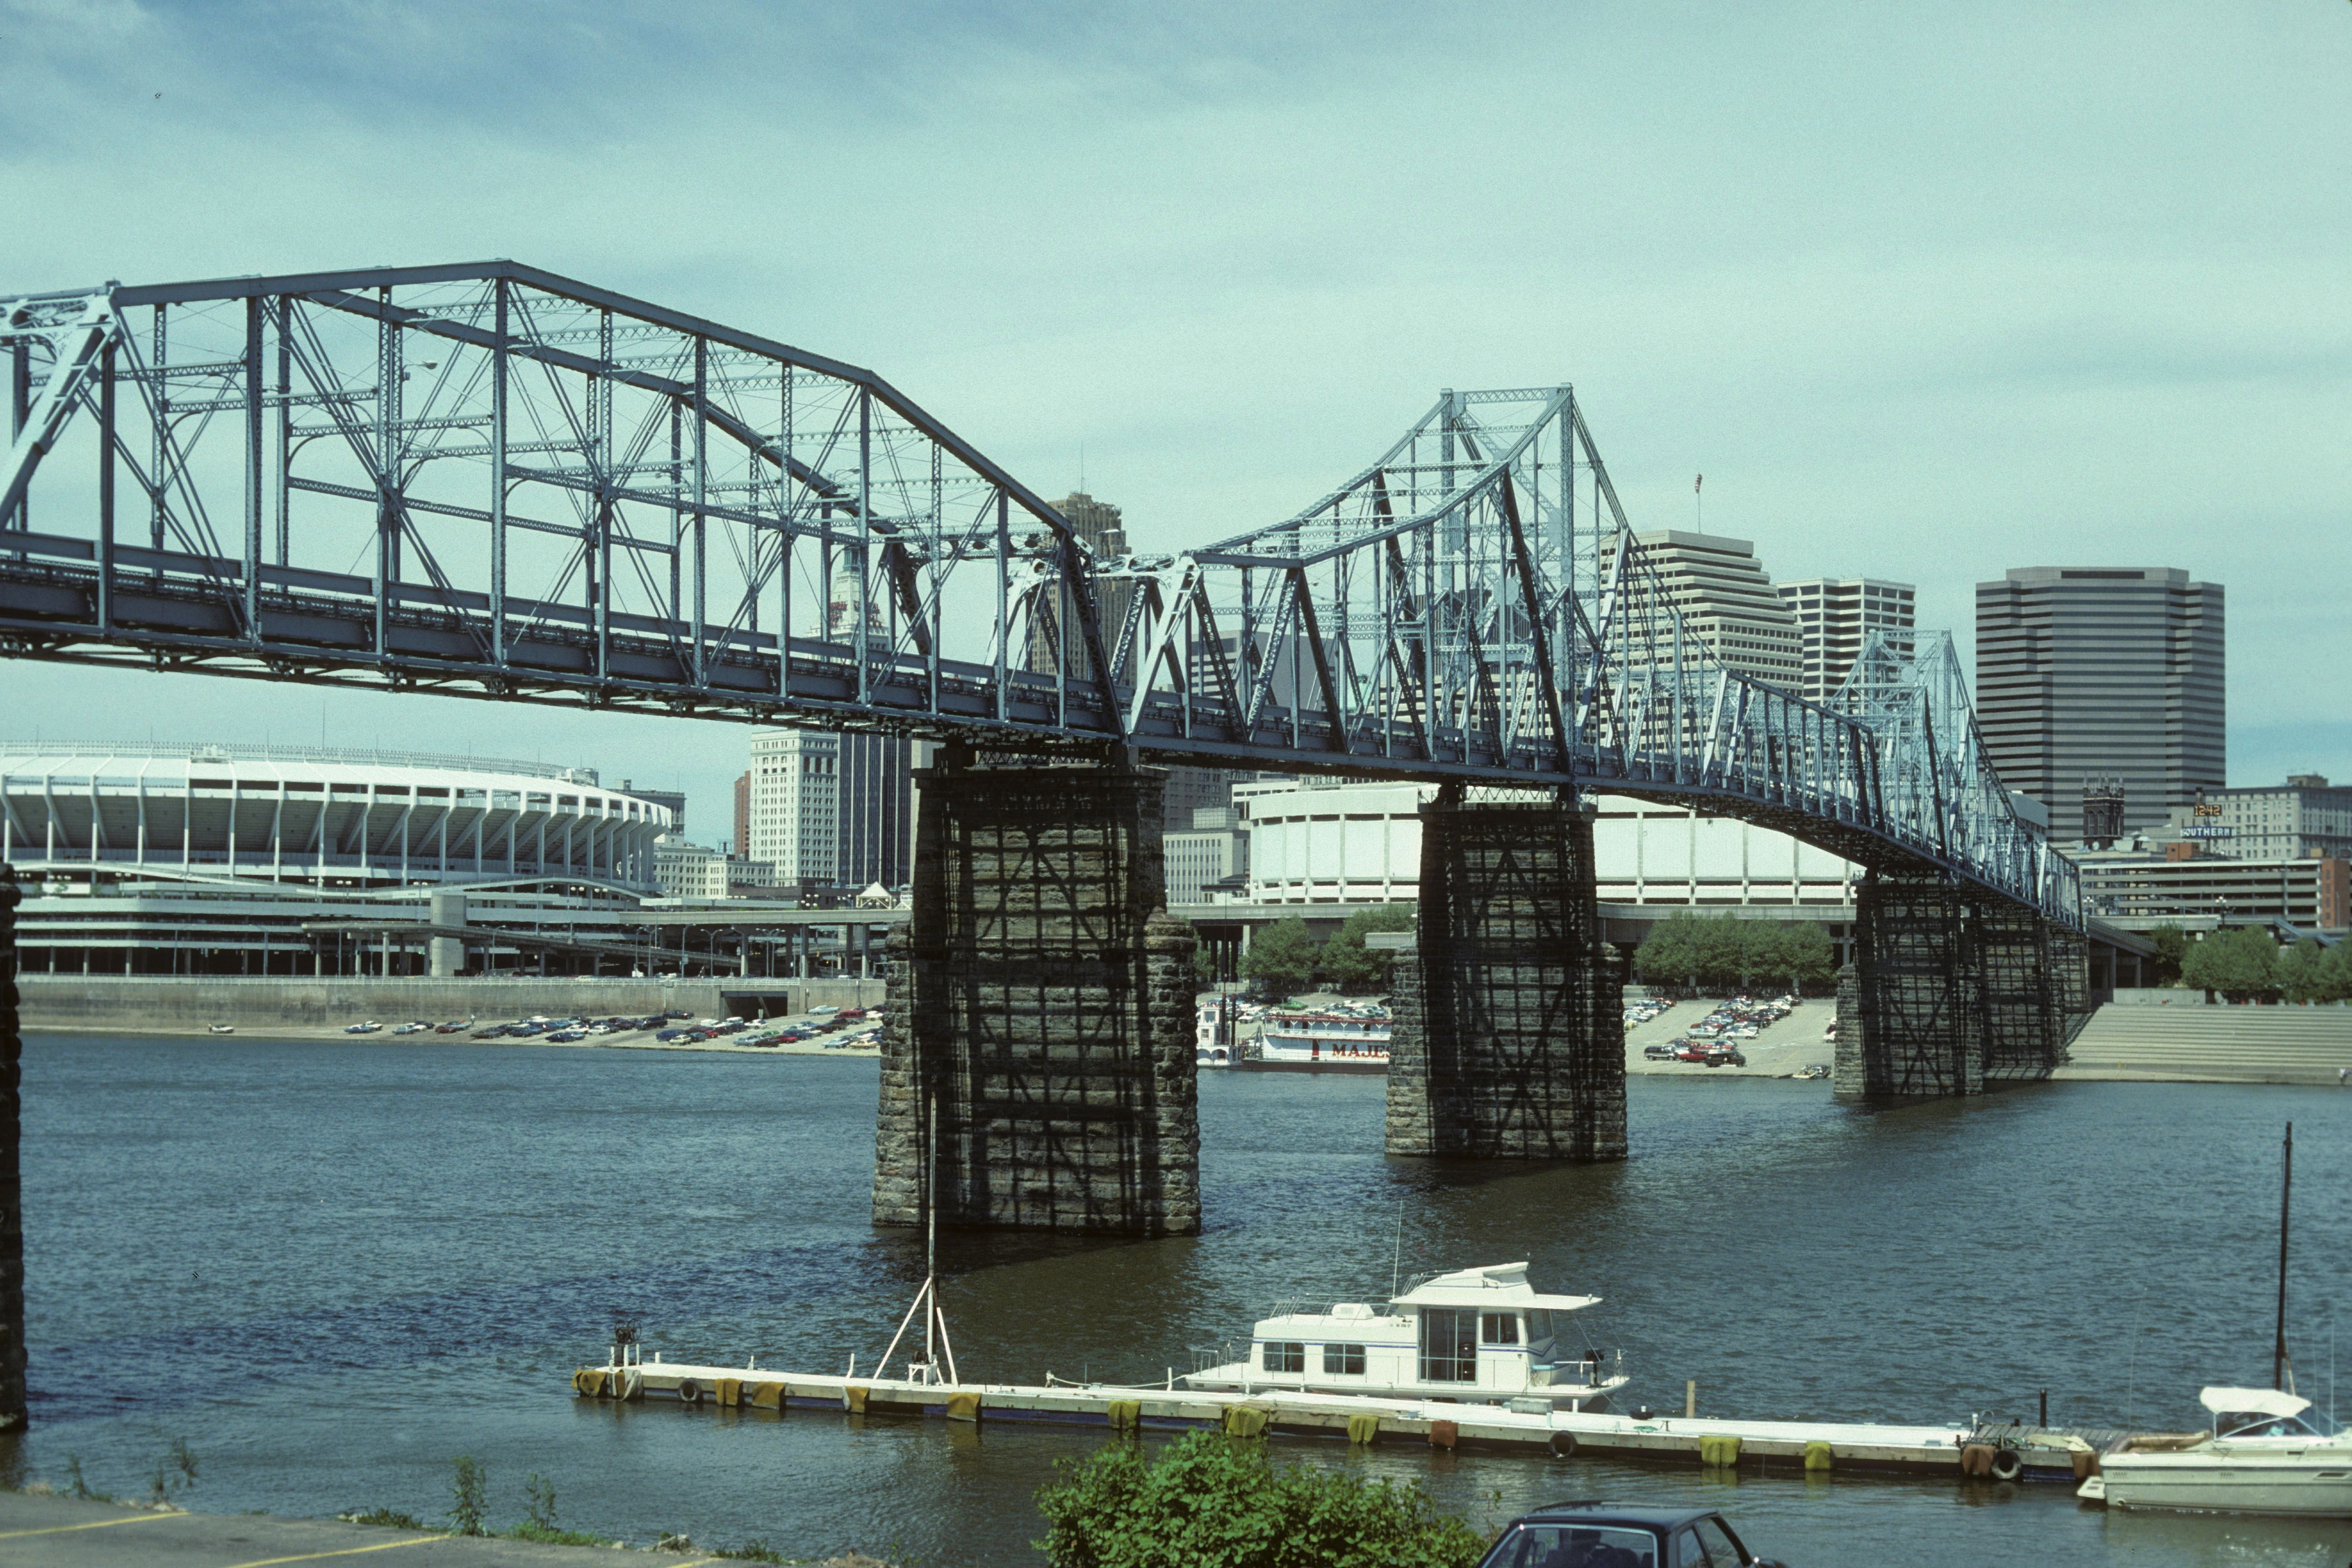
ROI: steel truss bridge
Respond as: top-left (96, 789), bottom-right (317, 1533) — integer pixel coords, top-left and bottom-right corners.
top-left (0, 262), bottom-right (2077, 925)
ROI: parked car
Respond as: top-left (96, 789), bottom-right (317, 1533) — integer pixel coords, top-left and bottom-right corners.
top-left (472, 1025), bottom-right (509, 1039)
top-left (1704, 1047), bottom-right (1747, 1067)
top-left (1476, 1502), bottom-right (1784, 1568)
top-left (1642, 1044), bottom-right (1679, 1061)
top-left (546, 1029), bottom-right (588, 1043)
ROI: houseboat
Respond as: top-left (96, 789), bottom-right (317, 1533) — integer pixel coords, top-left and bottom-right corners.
top-left (1245, 1010), bottom-right (1391, 1073)
top-left (1182, 1261), bottom-right (1628, 1409)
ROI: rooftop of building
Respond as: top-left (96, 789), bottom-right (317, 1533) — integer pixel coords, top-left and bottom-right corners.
top-left (0, 739), bottom-right (604, 785)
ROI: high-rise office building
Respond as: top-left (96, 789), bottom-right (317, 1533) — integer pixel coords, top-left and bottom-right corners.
top-left (731, 772), bottom-right (749, 858)
top-left (1626, 531), bottom-right (1805, 691)
top-left (2151, 775), bottom-right (2352, 862)
top-left (837, 731), bottom-right (913, 891)
top-left (1025, 491), bottom-right (1131, 677)
top-left (1975, 567), bottom-right (2224, 834)
top-left (743, 729), bottom-right (839, 889)
top-left (1775, 578), bottom-right (1917, 704)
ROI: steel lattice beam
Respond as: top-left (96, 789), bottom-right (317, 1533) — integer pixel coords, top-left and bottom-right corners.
top-left (0, 263), bottom-right (2077, 927)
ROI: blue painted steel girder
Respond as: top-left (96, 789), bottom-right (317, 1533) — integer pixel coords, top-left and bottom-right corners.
top-left (0, 262), bottom-right (2078, 927)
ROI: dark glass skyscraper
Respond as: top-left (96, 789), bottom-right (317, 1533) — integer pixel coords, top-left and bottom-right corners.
top-left (1975, 567), bottom-right (2224, 836)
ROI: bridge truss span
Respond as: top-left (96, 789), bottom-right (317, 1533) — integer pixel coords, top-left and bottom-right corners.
top-left (0, 262), bottom-right (2076, 926)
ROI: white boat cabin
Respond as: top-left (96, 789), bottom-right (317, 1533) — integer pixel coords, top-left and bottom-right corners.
top-left (1186, 1261), bottom-right (1626, 1407)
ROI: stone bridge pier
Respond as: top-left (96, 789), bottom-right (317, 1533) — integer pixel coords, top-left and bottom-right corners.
top-left (1386, 787), bottom-right (1627, 1161)
top-left (1833, 870), bottom-right (2091, 1100)
top-left (872, 748), bottom-right (1199, 1236)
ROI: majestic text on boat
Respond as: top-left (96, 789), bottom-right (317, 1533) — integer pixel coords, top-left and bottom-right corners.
top-left (2086, 1387), bottom-right (2352, 1516)
top-left (1249, 1010), bottom-right (1390, 1073)
top-left (1183, 1261), bottom-right (1628, 1409)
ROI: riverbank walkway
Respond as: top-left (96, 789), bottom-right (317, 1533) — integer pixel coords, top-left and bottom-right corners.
top-left (0, 1491), bottom-right (766, 1566)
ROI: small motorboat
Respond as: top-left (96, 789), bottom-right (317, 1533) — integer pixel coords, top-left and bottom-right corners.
top-left (1182, 1261), bottom-right (1629, 1410)
top-left (2087, 1387), bottom-right (2352, 1515)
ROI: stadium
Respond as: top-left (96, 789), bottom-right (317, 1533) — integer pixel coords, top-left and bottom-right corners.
top-left (2, 742), bottom-right (678, 976)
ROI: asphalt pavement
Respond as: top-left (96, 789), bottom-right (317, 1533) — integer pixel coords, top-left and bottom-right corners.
top-left (0, 1491), bottom-right (732, 1567)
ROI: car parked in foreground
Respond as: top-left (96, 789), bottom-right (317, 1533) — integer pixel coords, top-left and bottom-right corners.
top-left (1477, 1502), bottom-right (1784, 1568)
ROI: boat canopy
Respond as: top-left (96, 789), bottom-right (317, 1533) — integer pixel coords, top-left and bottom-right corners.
top-left (2200, 1386), bottom-right (2313, 1419)
top-left (1392, 1262), bottom-right (1599, 1313)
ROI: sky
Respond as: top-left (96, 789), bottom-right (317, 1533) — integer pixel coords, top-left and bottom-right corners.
top-left (3, 0), bottom-right (2347, 840)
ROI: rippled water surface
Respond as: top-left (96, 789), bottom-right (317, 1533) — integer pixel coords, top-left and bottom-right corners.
top-left (11, 1034), bottom-right (2352, 1567)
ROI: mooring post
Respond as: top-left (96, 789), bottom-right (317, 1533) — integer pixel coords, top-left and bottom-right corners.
top-left (0, 864), bottom-right (23, 1429)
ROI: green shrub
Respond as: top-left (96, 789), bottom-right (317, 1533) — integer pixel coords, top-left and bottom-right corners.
top-left (1035, 1430), bottom-right (1484, 1568)
top-left (338, 1508), bottom-right (427, 1530)
top-left (448, 1456), bottom-right (487, 1536)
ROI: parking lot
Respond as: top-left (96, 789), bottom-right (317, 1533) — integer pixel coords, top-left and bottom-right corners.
top-left (1622, 996), bottom-right (1836, 1078)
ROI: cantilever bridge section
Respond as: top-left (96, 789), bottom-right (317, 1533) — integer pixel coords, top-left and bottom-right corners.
top-left (1, 263), bottom-right (2089, 1240)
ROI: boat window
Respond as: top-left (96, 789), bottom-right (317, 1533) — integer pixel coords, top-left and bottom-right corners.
top-left (1322, 1342), bottom-right (1366, 1376)
top-left (1419, 1309), bottom-right (1476, 1383)
top-left (2218, 1411), bottom-right (2319, 1439)
top-left (1527, 1309), bottom-right (1554, 1342)
top-left (1671, 1527), bottom-right (1708, 1568)
top-left (1488, 1524), bottom-right (1656, 1568)
top-left (1260, 1341), bottom-right (1305, 1374)
top-left (1481, 1313), bottom-right (1520, 1346)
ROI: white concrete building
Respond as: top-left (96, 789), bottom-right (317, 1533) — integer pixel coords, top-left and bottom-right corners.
top-left (1231, 777), bottom-right (1859, 908)
top-left (744, 729), bottom-right (839, 888)
top-left (653, 835), bottom-right (731, 899)
top-left (1775, 577), bottom-right (1916, 704)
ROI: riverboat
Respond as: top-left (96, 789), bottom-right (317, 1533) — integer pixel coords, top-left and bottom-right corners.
top-left (1182, 1261), bottom-right (1629, 1410)
top-left (2084, 1387), bottom-right (2352, 1515)
top-left (1244, 1010), bottom-right (1390, 1073)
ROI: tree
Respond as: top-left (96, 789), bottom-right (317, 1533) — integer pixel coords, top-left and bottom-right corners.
top-left (1632, 914), bottom-right (1705, 993)
top-left (2181, 925), bottom-right (2281, 1003)
top-left (1034, 1430), bottom-right (1485, 1568)
top-left (2146, 925), bottom-right (2188, 987)
top-left (2277, 937), bottom-right (2352, 1004)
top-left (1317, 905), bottom-right (1415, 995)
top-left (1241, 918), bottom-right (1319, 999)
top-left (1759, 921), bottom-right (1836, 995)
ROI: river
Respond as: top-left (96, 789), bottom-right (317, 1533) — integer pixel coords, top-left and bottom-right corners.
top-left (9, 1034), bottom-right (2351, 1566)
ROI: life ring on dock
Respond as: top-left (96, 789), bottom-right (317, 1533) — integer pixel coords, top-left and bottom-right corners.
top-left (1549, 1432), bottom-right (1578, 1459)
top-left (677, 1378), bottom-right (704, 1406)
top-left (1989, 1449), bottom-right (2024, 1482)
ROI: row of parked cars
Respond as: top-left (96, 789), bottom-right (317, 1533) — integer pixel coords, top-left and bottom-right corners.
top-left (1643, 1039), bottom-right (1749, 1067)
top-left (1623, 997), bottom-right (1674, 1027)
top-left (345, 1007), bottom-right (883, 1050)
top-left (1684, 993), bottom-right (1799, 1041)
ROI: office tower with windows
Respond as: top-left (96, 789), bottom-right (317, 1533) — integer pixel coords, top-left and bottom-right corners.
top-left (1775, 578), bottom-right (1917, 704)
top-left (1975, 567), bottom-right (2223, 833)
top-left (1626, 531), bottom-right (1805, 691)
top-left (743, 729), bottom-right (840, 890)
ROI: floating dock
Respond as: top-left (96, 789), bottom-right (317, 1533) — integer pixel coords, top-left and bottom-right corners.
top-left (568, 1359), bottom-right (2098, 1484)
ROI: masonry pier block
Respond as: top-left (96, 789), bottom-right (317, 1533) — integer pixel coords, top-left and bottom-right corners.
top-left (1837, 872), bottom-right (1983, 1100)
top-left (1386, 790), bottom-right (1627, 1160)
top-left (873, 759), bottom-right (1199, 1236)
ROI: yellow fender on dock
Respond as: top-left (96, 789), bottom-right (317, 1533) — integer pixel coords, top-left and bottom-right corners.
top-left (947, 1393), bottom-right (982, 1423)
top-left (1803, 1440), bottom-right (1834, 1472)
top-left (572, 1368), bottom-right (608, 1398)
top-left (1346, 1413), bottom-right (1381, 1445)
top-left (1223, 1405), bottom-right (1270, 1438)
top-left (717, 1378), bottom-right (743, 1408)
top-left (749, 1382), bottom-right (784, 1410)
top-left (844, 1385), bottom-right (870, 1414)
top-left (1698, 1435), bottom-right (1742, 1467)
top-left (1106, 1400), bottom-right (1142, 1432)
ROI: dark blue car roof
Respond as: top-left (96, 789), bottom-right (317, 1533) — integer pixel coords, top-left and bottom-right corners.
top-left (1511, 1501), bottom-right (1723, 1530)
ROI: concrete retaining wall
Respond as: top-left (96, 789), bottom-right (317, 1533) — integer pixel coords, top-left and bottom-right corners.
top-left (17, 974), bottom-right (884, 1033)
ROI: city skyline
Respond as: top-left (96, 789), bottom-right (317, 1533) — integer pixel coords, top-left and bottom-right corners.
top-left (4, 4), bottom-right (2344, 827)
